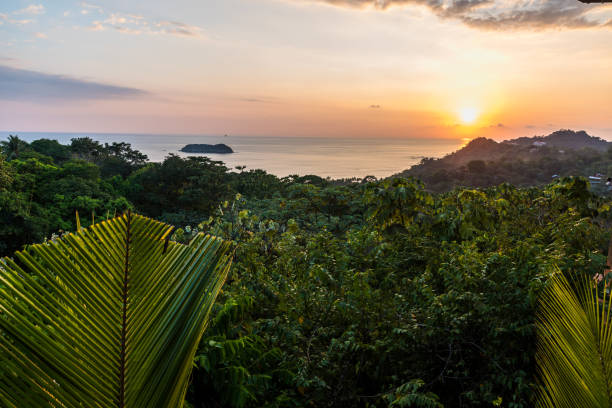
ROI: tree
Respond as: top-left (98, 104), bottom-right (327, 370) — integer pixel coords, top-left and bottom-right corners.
top-left (70, 137), bottom-right (104, 160)
top-left (0, 155), bottom-right (12, 189)
top-left (127, 155), bottom-right (231, 222)
top-left (0, 212), bottom-right (233, 407)
top-left (467, 160), bottom-right (486, 173)
top-left (364, 178), bottom-right (433, 230)
top-left (1, 135), bottom-right (28, 160)
top-left (535, 272), bottom-right (612, 408)
top-left (30, 139), bottom-right (72, 162)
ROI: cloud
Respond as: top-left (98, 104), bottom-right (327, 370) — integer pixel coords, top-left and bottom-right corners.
top-left (90, 21), bottom-right (105, 31)
top-left (81, 2), bottom-right (103, 14)
top-left (156, 21), bottom-right (201, 37)
top-left (13, 4), bottom-right (45, 15)
top-left (8, 18), bottom-right (33, 25)
top-left (241, 98), bottom-right (266, 102)
top-left (306, 0), bottom-right (612, 30)
top-left (86, 12), bottom-right (203, 37)
top-left (369, 104), bottom-right (381, 108)
top-left (2, 10), bottom-right (35, 25)
top-left (1, 12), bottom-right (33, 25)
top-left (34, 32), bottom-right (47, 39)
top-left (0, 65), bottom-right (148, 102)
top-left (239, 97), bottom-right (279, 103)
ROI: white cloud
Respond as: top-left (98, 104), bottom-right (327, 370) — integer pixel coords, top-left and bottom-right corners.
top-left (90, 21), bottom-right (105, 31)
top-left (13, 4), bottom-right (45, 15)
top-left (1, 11), bottom-right (33, 25)
top-left (35, 32), bottom-right (47, 39)
top-left (81, 2), bottom-right (103, 13)
top-left (10, 19), bottom-right (34, 25)
top-left (86, 12), bottom-right (204, 38)
top-left (155, 21), bottom-right (202, 37)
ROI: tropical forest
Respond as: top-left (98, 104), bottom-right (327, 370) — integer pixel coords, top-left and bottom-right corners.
top-left (2, 133), bottom-right (612, 407)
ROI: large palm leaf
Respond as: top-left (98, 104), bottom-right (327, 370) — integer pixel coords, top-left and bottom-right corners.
top-left (535, 272), bottom-right (612, 408)
top-left (0, 212), bottom-right (233, 407)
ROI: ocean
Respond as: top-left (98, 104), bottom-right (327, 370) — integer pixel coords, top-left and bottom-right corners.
top-left (2, 132), bottom-right (464, 179)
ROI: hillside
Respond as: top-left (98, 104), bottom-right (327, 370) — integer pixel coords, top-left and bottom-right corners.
top-left (508, 129), bottom-right (610, 151)
top-left (398, 129), bottom-right (612, 192)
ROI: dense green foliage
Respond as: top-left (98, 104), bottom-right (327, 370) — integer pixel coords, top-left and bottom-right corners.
top-left (2, 135), bottom-right (611, 407)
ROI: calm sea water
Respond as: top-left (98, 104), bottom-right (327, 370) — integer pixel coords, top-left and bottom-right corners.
top-left (2, 132), bottom-right (464, 179)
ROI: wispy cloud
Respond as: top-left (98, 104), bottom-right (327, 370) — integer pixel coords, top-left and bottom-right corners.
top-left (1, 12), bottom-right (33, 25)
top-left (13, 4), bottom-right (45, 15)
top-left (237, 96), bottom-right (281, 104)
top-left (0, 65), bottom-right (148, 101)
top-left (307, 0), bottom-right (612, 30)
top-left (79, 2), bottom-right (103, 15)
top-left (86, 11), bottom-right (204, 37)
top-left (241, 98), bottom-right (267, 103)
top-left (155, 20), bottom-right (202, 37)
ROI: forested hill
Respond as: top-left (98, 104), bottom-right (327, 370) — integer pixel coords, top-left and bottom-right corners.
top-left (398, 129), bottom-right (612, 192)
top-left (509, 129), bottom-right (610, 151)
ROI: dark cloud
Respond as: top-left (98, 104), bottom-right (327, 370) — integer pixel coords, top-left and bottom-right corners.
top-left (370, 104), bottom-right (381, 108)
top-left (310, 0), bottom-right (611, 30)
top-left (0, 65), bottom-right (147, 101)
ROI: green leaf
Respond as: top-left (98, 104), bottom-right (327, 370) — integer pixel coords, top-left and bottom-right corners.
top-left (0, 211), bottom-right (233, 408)
top-left (535, 272), bottom-right (612, 408)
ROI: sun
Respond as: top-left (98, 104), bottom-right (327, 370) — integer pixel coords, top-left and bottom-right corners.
top-left (459, 107), bottom-right (479, 124)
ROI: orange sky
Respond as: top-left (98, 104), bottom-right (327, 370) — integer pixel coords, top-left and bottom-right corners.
top-left (1, 0), bottom-right (612, 140)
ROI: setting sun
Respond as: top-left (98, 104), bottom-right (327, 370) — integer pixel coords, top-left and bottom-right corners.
top-left (459, 107), bottom-right (479, 124)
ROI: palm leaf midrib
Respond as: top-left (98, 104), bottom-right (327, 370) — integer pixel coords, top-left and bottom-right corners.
top-left (118, 211), bottom-right (133, 408)
top-left (0, 212), bottom-right (232, 408)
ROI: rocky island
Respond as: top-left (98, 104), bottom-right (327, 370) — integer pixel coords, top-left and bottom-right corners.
top-left (179, 143), bottom-right (234, 154)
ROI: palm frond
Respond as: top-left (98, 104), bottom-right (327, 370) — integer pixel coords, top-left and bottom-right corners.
top-left (535, 272), bottom-right (612, 408)
top-left (0, 212), bottom-right (233, 408)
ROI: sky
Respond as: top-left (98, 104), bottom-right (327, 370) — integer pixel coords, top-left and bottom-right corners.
top-left (1, 0), bottom-right (611, 140)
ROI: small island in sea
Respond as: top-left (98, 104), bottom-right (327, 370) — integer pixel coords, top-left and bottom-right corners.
top-left (179, 143), bottom-right (234, 154)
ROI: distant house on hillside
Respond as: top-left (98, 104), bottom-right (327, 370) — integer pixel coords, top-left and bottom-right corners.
top-left (589, 176), bottom-right (602, 184)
